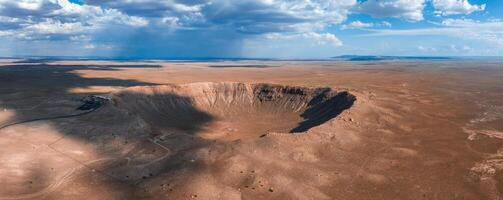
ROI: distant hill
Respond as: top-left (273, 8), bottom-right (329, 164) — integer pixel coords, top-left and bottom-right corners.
top-left (332, 55), bottom-right (452, 61)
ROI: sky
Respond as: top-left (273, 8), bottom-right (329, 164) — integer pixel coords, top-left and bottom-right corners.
top-left (0, 0), bottom-right (502, 59)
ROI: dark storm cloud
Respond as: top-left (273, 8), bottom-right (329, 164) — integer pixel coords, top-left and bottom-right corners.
top-left (81, 0), bottom-right (355, 34)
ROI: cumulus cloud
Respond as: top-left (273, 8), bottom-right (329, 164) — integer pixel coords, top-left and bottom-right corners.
top-left (85, 0), bottom-right (357, 34)
top-left (0, 30), bottom-right (13, 37)
top-left (432, 0), bottom-right (485, 16)
top-left (341, 21), bottom-right (374, 30)
top-left (355, 0), bottom-right (426, 21)
top-left (341, 20), bottom-right (392, 30)
top-left (83, 0), bottom-right (205, 17)
top-left (26, 19), bottom-right (87, 35)
top-left (0, 0), bottom-right (355, 57)
top-left (0, 0), bottom-right (148, 41)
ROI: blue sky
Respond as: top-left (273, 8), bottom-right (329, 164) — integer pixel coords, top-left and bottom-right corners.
top-left (0, 0), bottom-right (502, 59)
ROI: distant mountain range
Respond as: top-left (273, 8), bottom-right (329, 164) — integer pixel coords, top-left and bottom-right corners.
top-left (331, 55), bottom-right (453, 61)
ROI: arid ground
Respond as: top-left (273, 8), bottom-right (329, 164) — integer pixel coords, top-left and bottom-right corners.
top-left (0, 60), bottom-right (502, 200)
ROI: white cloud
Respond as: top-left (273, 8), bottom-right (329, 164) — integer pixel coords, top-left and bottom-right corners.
top-left (0, 16), bottom-right (21, 23)
top-left (26, 19), bottom-right (87, 34)
top-left (52, 0), bottom-right (149, 27)
top-left (273, 0), bottom-right (357, 24)
top-left (85, 0), bottom-right (357, 33)
top-left (382, 21), bottom-right (392, 27)
top-left (342, 20), bottom-right (393, 30)
top-left (440, 18), bottom-right (478, 26)
top-left (432, 0), bottom-right (485, 16)
top-left (0, 0), bottom-right (357, 48)
top-left (0, 30), bottom-right (13, 37)
top-left (341, 21), bottom-right (374, 30)
top-left (0, 0), bottom-right (360, 57)
top-left (14, 0), bottom-right (47, 10)
top-left (263, 32), bottom-right (343, 47)
top-left (0, 0), bottom-right (148, 40)
top-left (365, 19), bottom-right (503, 45)
top-left (356, 0), bottom-right (426, 21)
top-left (304, 32), bottom-right (343, 47)
top-left (243, 31), bottom-right (344, 58)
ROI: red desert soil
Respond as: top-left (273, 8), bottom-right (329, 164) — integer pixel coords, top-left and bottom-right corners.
top-left (0, 60), bottom-right (502, 199)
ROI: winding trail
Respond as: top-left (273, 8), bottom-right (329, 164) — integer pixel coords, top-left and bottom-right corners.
top-left (0, 108), bottom-right (99, 130)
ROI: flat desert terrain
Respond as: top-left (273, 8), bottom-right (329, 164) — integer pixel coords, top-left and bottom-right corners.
top-left (0, 60), bottom-right (502, 200)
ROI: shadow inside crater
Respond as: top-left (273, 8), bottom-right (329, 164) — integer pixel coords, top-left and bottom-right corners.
top-left (113, 91), bottom-right (215, 136)
top-left (291, 91), bottom-right (356, 133)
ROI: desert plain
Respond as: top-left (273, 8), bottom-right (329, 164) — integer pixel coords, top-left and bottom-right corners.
top-left (0, 59), bottom-right (502, 200)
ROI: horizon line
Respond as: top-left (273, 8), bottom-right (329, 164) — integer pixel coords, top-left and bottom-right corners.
top-left (2, 55), bottom-right (503, 62)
